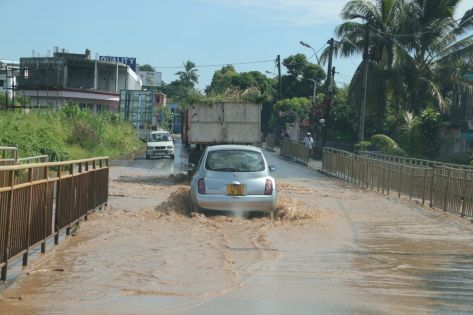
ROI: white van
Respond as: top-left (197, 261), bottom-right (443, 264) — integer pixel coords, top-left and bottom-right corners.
top-left (146, 131), bottom-right (175, 159)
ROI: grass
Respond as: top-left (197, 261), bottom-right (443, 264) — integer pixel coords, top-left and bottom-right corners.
top-left (0, 105), bottom-right (143, 161)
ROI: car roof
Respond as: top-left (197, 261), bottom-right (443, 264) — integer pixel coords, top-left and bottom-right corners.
top-left (149, 131), bottom-right (169, 134)
top-left (206, 144), bottom-right (262, 153)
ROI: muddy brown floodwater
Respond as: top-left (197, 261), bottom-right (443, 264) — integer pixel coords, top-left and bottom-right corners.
top-left (1, 150), bottom-right (473, 315)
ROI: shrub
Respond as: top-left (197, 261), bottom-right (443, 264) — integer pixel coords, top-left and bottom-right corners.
top-left (354, 140), bottom-right (372, 151)
top-left (0, 105), bottom-right (142, 161)
top-left (413, 107), bottom-right (442, 158)
top-left (370, 134), bottom-right (407, 156)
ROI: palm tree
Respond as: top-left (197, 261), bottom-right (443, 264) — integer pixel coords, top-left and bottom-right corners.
top-left (175, 60), bottom-right (199, 89)
top-left (321, 0), bottom-right (408, 132)
top-left (326, 0), bottom-right (473, 131)
top-left (397, 2), bottom-right (473, 112)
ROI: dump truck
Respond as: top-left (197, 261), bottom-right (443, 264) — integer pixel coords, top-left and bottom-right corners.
top-left (183, 102), bottom-right (262, 164)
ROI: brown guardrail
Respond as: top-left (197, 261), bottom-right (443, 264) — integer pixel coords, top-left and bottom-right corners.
top-left (358, 150), bottom-right (473, 173)
top-left (0, 156), bottom-right (109, 281)
top-left (280, 140), bottom-right (310, 165)
top-left (323, 148), bottom-right (473, 219)
top-left (18, 154), bottom-right (49, 165)
top-left (0, 147), bottom-right (18, 188)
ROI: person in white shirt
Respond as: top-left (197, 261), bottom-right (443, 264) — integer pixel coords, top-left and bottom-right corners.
top-left (303, 132), bottom-right (314, 149)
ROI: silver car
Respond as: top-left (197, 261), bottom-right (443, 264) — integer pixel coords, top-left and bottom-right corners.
top-left (189, 145), bottom-right (277, 216)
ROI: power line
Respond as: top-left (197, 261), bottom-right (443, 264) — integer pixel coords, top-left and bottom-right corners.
top-left (306, 43), bottom-right (328, 63)
top-left (154, 59), bottom-right (276, 69)
top-left (336, 72), bottom-right (353, 80)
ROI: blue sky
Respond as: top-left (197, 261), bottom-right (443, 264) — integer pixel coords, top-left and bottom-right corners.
top-left (1, 0), bottom-right (471, 90)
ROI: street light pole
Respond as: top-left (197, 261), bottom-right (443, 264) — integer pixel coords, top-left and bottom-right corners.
top-left (299, 41), bottom-right (321, 66)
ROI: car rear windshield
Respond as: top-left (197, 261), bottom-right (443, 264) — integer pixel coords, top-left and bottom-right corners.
top-left (205, 150), bottom-right (265, 172)
top-left (148, 133), bottom-right (171, 142)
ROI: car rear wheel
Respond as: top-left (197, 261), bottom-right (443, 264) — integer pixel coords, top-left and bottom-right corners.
top-left (191, 201), bottom-right (202, 214)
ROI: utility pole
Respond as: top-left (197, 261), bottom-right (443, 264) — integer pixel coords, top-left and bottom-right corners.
top-left (276, 54), bottom-right (282, 100)
top-left (328, 67), bottom-right (335, 112)
top-left (359, 22), bottom-right (370, 142)
top-left (320, 39), bottom-right (335, 151)
top-left (322, 66), bottom-right (336, 149)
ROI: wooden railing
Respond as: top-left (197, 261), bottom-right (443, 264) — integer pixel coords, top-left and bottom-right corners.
top-left (0, 157), bottom-right (109, 281)
top-left (323, 148), bottom-right (473, 218)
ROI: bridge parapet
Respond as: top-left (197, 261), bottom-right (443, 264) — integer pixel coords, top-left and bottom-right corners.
top-left (0, 156), bottom-right (109, 281)
top-left (323, 147), bottom-right (473, 220)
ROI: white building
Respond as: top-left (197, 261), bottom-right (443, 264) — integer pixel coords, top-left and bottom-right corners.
top-left (0, 60), bottom-right (19, 101)
top-left (16, 49), bottom-right (142, 111)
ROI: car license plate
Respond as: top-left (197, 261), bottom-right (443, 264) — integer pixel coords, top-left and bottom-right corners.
top-left (226, 184), bottom-right (245, 196)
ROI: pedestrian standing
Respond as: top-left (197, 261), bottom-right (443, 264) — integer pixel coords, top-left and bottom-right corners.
top-left (303, 132), bottom-right (314, 157)
top-left (303, 132), bottom-right (314, 148)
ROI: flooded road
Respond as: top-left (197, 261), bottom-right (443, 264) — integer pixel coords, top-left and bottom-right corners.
top-left (1, 142), bottom-right (473, 314)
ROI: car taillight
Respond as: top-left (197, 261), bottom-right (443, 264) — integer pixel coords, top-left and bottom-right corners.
top-left (264, 179), bottom-right (273, 195)
top-left (198, 178), bottom-right (206, 194)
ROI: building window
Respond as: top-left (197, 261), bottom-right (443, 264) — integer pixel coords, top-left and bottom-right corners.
top-left (0, 80), bottom-right (4, 87)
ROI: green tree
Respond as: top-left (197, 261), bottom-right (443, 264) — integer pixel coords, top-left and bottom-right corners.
top-left (413, 107), bottom-right (442, 158)
top-left (399, 2), bottom-right (473, 112)
top-left (326, 85), bottom-right (358, 142)
top-left (175, 60), bottom-right (199, 89)
top-left (139, 64), bottom-right (155, 72)
top-left (269, 97), bottom-right (312, 130)
top-left (206, 66), bottom-right (275, 100)
top-left (206, 66), bottom-right (276, 134)
top-left (206, 65), bottom-right (238, 93)
top-left (281, 54), bottom-right (325, 99)
top-left (326, 0), bottom-right (408, 133)
top-left (159, 80), bottom-right (190, 103)
top-left (328, 0), bottom-right (473, 138)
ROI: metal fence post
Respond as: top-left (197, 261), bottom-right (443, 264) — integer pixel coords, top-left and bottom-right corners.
top-left (54, 167), bottom-right (61, 245)
top-left (381, 164), bottom-right (385, 194)
top-left (398, 165), bottom-right (403, 198)
top-left (387, 164), bottom-right (392, 195)
top-left (430, 169), bottom-right (436, 207)
top-left (443, 169), bottom-right (451, 211)
top-left (41, 166), bottom-right (49, 253)
top-left (66, 163), bottom-right (74, 236)
top-left (377, 161), bottom-right (381, 192)
top-left (464, 178), bottom-right (472, 217)
top-left (23, 167), bottom-right (34, 266)
top-left (460, 171), bottom-right (467, 217)
top-left (422, 168), bottom-right (428, 205)
top-left (1, 170), bottom-right (15, 281)
top-left (409, 167), bottom-right (414, 199)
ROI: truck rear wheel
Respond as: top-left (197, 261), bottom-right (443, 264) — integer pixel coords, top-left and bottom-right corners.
top-left (188, 150), bottom-right (202, 165)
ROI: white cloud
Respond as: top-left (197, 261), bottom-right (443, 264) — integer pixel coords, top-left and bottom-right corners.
top-left (197, 0), bottom-right (347, 26)
top-left (196, 0), bottom-right (472, 26)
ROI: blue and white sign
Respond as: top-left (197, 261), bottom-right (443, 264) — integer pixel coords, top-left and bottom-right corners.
top-left (99, 56), bottom-right (136, 71)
